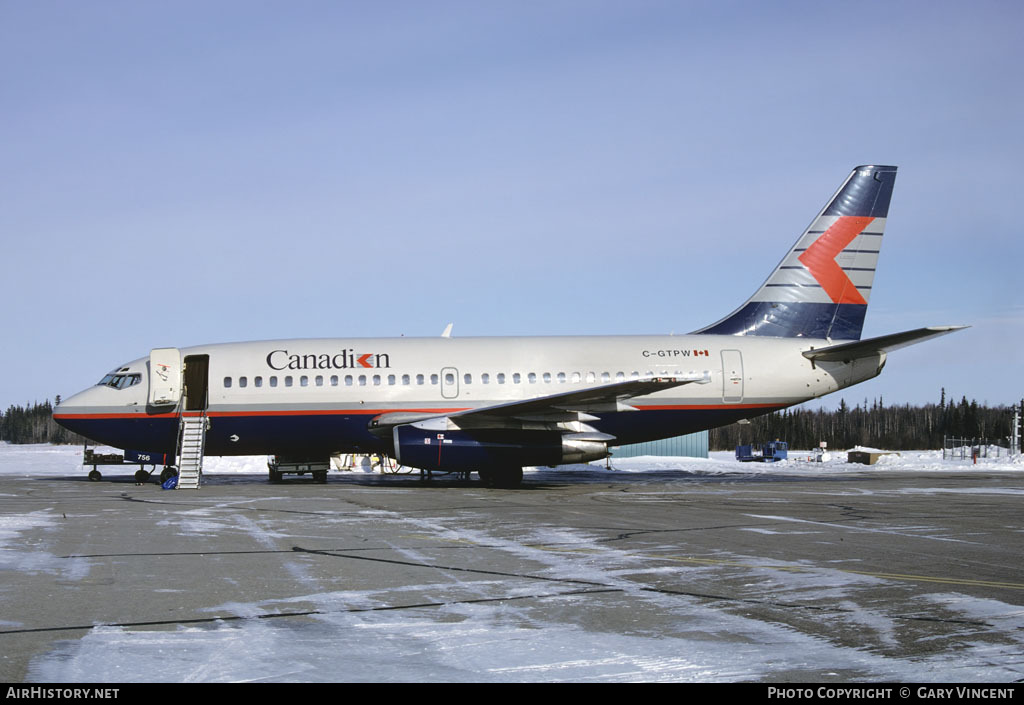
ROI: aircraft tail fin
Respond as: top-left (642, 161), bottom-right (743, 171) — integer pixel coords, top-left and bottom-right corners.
top-left (695, 165), bottom-right (897, 340)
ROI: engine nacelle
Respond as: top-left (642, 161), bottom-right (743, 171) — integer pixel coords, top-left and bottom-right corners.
top-left (560, 436), bottom-right (610, 464)
top-left (393, 425), bottom-right (609, 473)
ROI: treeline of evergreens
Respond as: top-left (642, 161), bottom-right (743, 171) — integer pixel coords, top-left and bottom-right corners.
top-left (710, 390), bottom-right (1020, 451)
top-left (0, 398), bottom-right (90, 445)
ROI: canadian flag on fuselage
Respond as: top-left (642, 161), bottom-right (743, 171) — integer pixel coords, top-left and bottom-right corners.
top-left (695, 165), bottom-right (896, 341)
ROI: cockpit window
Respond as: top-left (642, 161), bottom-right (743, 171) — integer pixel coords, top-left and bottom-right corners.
top-left (97, 373), bottom-right (141, 390)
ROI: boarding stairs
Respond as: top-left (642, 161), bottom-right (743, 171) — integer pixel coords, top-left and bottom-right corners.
top-left (176, 413), bottom-right (207, 489)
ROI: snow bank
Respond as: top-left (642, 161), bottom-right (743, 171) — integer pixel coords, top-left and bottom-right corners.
top-left (2, 442), bottom-right (1020, 478)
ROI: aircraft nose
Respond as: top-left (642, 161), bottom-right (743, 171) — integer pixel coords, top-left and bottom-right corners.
top-left (56, 386), bottom-right (96, 412)
top-left (52, 376), bottom-right (177, 453)
top-left (52, 386), bottom-right (103, 435)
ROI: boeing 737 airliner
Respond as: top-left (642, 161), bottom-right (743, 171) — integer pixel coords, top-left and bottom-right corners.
top-left (54, 166), bottom-right (963, 487)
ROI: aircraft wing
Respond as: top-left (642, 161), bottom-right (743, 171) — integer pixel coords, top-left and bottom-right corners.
top-left (451, 373), bottom-right (710, 425)
top-left (802, 326), bottom-right (967, 362)
top-left (370, 372), bottom-right (710, 434)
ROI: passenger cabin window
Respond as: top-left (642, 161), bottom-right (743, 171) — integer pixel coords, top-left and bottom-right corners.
top-left (270, 376), bottom-right (278, 387)
top-left (416, 374), bottom-right (425, 385)
top-left (285, 376), bottom-right (294, 387)
top-left (224, 377), bottom-right (232, 388)
top-left (239, 377), bottom-right (248, 388)
top-left (463, 373), bottom-right (472, 385)
top-left (255, 376), bottom-right (263, 388)
top-left (497, 373), bottom-right (505, 384)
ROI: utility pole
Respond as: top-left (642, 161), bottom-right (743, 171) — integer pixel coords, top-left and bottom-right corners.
top-left (1013, 401), bottom-right (1022, 456)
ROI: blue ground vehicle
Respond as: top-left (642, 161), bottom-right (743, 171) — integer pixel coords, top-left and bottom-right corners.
top-left (735, 441), bottom-right (789, 462)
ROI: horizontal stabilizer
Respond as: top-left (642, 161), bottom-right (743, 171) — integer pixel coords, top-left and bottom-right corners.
top-left (802, 326), bottom-right (967, 362)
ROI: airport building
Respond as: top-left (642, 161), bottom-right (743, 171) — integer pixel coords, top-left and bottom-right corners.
top-left (614, 431), bottom-right (708, 459)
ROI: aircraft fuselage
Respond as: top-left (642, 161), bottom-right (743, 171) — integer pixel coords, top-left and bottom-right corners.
top-left (54, 333), bottom-right (884, 458)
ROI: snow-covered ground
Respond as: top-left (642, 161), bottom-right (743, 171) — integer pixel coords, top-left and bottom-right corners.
top-left (2, 442), bottom-right (1021, 478)
top-left (3, 442), bottom-right (1023, 682)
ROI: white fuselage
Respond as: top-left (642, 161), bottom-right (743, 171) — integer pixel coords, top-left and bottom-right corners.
top-left (54, 334), bottom-right (884, 458)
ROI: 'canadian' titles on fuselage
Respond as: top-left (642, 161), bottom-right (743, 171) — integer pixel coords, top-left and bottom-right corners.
top-left (266, 349), bottom-right (391, 371)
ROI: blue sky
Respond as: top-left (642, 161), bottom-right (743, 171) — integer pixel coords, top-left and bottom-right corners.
top-left (2, 0), bottom-right (1021, 412)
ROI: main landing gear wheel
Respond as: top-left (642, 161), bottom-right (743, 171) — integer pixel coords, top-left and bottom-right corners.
top-left (478, 467), bottom-right (523, 489)
top-left (87, 469), bottom-right (102, 482)
top-left (496, 467), bottom-right (524, 488)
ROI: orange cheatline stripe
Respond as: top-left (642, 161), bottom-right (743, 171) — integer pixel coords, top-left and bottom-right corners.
top-left (634, 403), bottom-right (784, 411)
top-left (798, 216), bottom-right (872, 305)
top-left (54, 408), bottom-right (467, 420)
top-left (55, 403), bottom-right (784, 421)
top-left (206, 408), bottom-right (468, 417)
